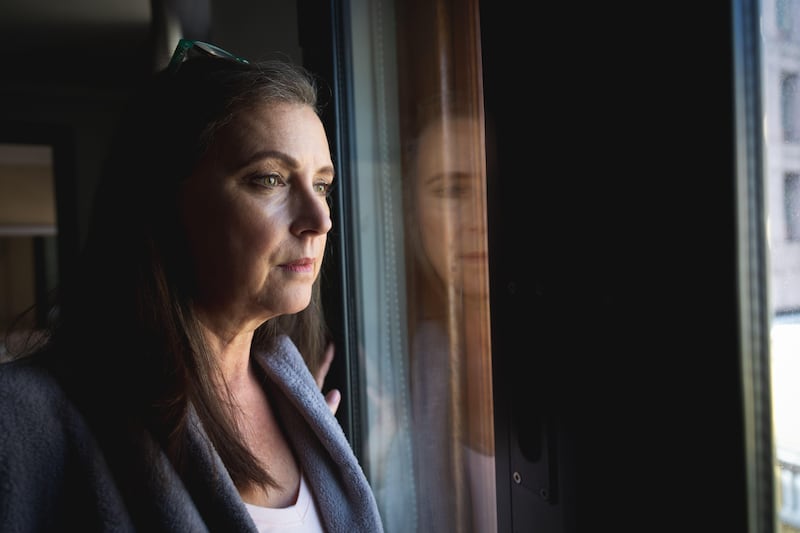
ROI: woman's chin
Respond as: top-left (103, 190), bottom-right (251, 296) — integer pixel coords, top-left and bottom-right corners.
top-left (284, 295), bottom-right (313, 315)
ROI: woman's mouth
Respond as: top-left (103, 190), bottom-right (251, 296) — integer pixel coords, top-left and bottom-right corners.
top-left (280, 258), bottom-right (315, 273)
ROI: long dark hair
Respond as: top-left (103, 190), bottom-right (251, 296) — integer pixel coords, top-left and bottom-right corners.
top-left (9, 55), bottom-right (330, 492)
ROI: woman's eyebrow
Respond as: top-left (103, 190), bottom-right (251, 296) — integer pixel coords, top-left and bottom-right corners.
top-left (424, 171), bottom-right (472, 187)
top-left (241, 149), bottom-right (297, 168)
top-left (240, 149), bottom-right (335, 178)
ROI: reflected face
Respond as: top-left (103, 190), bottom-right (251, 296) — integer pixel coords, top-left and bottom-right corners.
top-left (415, 115), bottom-right (488, 298)
top-left (180, 101), bottom-right (334, 331)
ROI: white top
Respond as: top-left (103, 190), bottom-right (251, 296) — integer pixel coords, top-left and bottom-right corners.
top-left (244, 474), bottom-right (325, 532)
top-left (465, 446), bottom-right (498, 533)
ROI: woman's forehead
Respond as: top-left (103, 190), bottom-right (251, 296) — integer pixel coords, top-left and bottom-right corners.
top-left (417, 116), bottom-right (481, 168)
top-left (208, 102), bottom-right (330, 169)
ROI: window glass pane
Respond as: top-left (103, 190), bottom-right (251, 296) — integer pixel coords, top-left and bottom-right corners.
top-left (778, 0), bottom-right (800, 41)
top-left (761, 0), bottom-right (800, 529)
top-left (782, 73), bottom-right (799, 142)
top-left (785, 173), bottom-right (800, 241)
top-left (343, 0), bottom-right (496, 530)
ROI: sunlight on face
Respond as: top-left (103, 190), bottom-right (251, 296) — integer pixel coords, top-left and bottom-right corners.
top-left (180, 101), bottom-right (334, 333)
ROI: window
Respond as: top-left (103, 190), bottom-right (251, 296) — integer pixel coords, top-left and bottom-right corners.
top-left (333, 0), bottom-right (496, 530)
top-left (785, 173), bottom-right (800, 242)
top-left (778, 0), bottom-right (800, 41)
top-left (782, 73), bottom-right (800, 142)
top-left (743, 0), bottom-right (800, 529)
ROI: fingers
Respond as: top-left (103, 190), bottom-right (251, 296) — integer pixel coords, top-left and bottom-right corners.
top-left (324, 388), bottom-right (341, 415)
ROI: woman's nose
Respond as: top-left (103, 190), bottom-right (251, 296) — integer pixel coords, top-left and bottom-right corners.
top-left (290, 187), bottom-right (332, 237)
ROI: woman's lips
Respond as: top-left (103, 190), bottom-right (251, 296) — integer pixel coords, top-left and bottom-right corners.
top-left (280, 258), bottom-right (315, 273)
top-left (460, 252), bottom-right (487, 261)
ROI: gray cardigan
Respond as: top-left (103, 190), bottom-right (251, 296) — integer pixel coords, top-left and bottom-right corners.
top-left (0, 335), bottom-right (384, 532)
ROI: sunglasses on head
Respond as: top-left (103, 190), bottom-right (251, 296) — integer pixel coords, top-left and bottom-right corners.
top-left (167, 39), bottom-right (249, 74)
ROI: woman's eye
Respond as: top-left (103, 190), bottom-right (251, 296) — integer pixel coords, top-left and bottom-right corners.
top-left (428, 173), bottom-right (474, 199)
top-left (430, 184), bottom-right (469, 199)
top-left (314, 181), bottom-right (334, 196)
top-left (252, 173), bottom-right (283, 188)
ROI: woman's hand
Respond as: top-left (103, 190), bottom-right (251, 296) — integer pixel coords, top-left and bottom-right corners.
top-left (315, 342), bottom-right (341, 415)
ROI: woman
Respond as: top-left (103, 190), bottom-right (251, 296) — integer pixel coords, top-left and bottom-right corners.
top-left (0, 40), bottom-right (384, 532)
top-left (404, 104), bottom-right (496, 533)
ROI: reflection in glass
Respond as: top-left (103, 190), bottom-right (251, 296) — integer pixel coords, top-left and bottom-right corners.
top-left (342, 0), bottom-right (495, 529)
top-left (404, 104), bottom-right (496, 532)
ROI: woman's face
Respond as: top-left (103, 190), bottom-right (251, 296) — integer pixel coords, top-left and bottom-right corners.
top-left (415, 115), bottom-right (488, 298)
top-left (180, 101), bottom-right (333, 332)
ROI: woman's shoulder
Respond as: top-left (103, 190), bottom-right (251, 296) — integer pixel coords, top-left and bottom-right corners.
top-left (0, 351), bottom-right (105, 474)
top-left (0, 353), bottom-right (77, 428)
top-left (0, 351), bottom-right (61, 387)
top-left (0, 353), bottom-right (138, 531)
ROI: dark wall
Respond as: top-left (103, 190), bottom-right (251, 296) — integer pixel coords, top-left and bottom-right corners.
top-left (0, 1), bottom-right (302, 260)
top-left (482, 1), bottom-right (747, 531)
